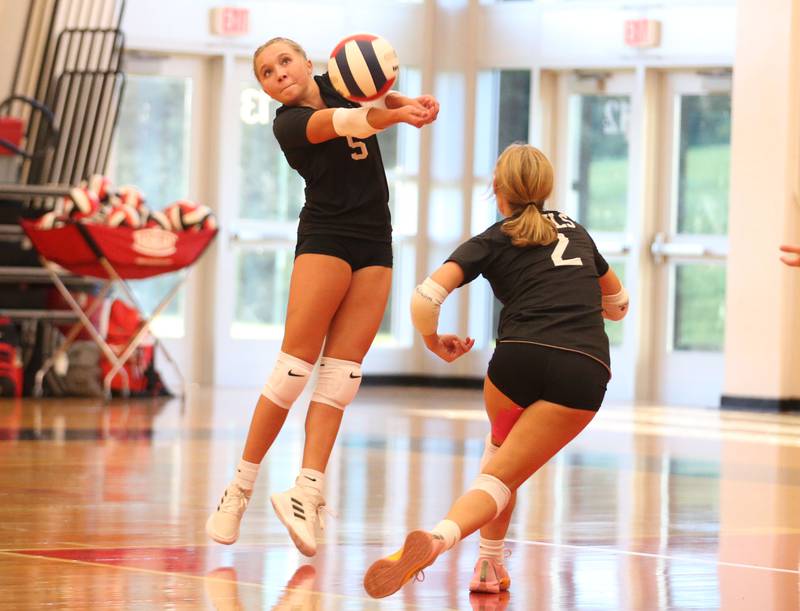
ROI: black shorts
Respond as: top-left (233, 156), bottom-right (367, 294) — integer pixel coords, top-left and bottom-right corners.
top-left (487, 341), bottom-right (609, 412)
top-left (295, 234), bottom-right (393, 271)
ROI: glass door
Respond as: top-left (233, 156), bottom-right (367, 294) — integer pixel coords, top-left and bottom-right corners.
top-left (651, 71), bottom-right (731, 406)
top-left (558, 71), bottom-right (637, 401)
top-left (109, 53), bottom-right (209, 385)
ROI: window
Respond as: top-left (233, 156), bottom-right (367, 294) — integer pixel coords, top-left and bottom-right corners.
top-left (473, 69), bottom-right (531, 341)
top-left (232, 82), bottom-right (299, 338)
top-left (567, 94), bottom-right (630, 233)
top-left (673, 264), bottom-right (726, 351)
top-left (112, 74), bottom-right (193, 337)
top-left (676, 95), bottom-right (731, 235)
top-left (671, 93), bottom-right (731, 352)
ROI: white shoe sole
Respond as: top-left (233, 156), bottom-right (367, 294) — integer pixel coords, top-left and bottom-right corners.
top-left (205, 513), bottom-right (238, 545)
top-left (270, 493), bottom-right (316, 557)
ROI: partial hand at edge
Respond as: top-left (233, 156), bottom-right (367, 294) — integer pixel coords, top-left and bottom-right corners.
top-left (422, 334), bottom-right (475, 363)
top-left (780, 244), bottom-right (800, 267)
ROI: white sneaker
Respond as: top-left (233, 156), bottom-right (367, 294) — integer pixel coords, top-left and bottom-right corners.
top-left (270, 485), bottom-right (325, 557)
top-left (206, 484), bottom-right (251, 545)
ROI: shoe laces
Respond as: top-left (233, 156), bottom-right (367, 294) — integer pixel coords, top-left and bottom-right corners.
top-left (218, 485), bottom-right (249, 515)
top-left (298, 488), bottom-right (336, 531)
top-left (317, 503), bottom-right (337, 531)
top-left (413, 535), bottom-right (444, 584)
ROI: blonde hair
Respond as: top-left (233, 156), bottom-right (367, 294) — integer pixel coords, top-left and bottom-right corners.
top-left (496, 143), bottom-right (557, 247)
top-left (252, 37), bottom-right (307, 80)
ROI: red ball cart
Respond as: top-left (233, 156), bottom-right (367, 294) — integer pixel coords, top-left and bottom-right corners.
top-left (20, 218), bottom-right (217, 399)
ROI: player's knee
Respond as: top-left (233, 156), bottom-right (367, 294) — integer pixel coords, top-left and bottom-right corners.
top-left (469, 473), bottom-right (512, 518)
top-left (479, 433), bottom-right (500, 471)
top-left (261, 351), bottom-right (314, 409)
top-left (310, 356), bottom-right (362, 411)
top-left (491, 405), bottom-right (524, 444)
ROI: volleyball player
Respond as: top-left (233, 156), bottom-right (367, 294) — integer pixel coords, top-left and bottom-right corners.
top-left (363, 143), bottom-right (629, 598)
top-left (206, 37), bottom-right (439, 556)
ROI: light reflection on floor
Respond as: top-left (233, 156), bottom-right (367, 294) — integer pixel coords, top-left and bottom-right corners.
top-left (0, 386), bottom-right (798, 609)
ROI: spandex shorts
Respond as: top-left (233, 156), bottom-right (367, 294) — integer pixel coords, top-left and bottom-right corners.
top-left (487, 341), bottom-right (609, 412)
top-left (295, 234), bottom-right (393, 271)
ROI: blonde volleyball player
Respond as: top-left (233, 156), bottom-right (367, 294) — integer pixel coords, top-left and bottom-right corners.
top-left (363, 144), bottom-right (629, 598)
top-left (206, 37), bottom-right (439, 556)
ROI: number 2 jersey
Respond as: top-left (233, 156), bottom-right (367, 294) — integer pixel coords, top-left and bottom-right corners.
top-left (272, 73), bottom-right (391, 242)
top-left (446, 211), bottom-right (611, 373)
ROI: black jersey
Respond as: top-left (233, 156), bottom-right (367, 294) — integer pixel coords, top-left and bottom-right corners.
top-left (272, 73), bottom-right (391, 242)
top-left (446, 210), bottom-right (611, 370)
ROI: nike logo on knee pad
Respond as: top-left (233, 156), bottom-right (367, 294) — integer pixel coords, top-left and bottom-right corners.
top-left (288, 370), bottom-right (306, 377)
top-left (349, 373), bottom-right (361, 379)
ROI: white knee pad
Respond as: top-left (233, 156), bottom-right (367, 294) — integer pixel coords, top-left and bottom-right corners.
top-left (479, 433), bottom-right (500, 471)
top-left (310, 356), bottom-right (362, 411)
top-left (261, 351), bottom-right (314, 409)
top-left (469, 473), bottom-right (511, 519)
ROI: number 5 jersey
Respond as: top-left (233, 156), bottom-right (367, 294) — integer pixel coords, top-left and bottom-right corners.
top-left (272, 73), bottom-right (391, 243)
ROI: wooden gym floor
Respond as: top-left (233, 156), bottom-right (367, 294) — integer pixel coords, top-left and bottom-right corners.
top-left (0, 386), bottom-right (798, 609)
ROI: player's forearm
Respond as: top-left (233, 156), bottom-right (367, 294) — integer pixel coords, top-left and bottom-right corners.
top-left (384, 92), bottom-right (413, 109)
top-left (366, 107), bottom-right (405, 129)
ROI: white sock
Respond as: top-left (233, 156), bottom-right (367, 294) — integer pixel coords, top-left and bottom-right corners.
top-left (431, 519), bottom-right (462, 551)
top-left (479, 537), bottom-right (505, 563)
top-left (233, 459), bottom-right (259, 491)
top-left (297, 468), bottom-right (324, 495)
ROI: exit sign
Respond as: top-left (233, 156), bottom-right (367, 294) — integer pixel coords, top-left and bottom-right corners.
top-left (624, 18), bottom-right (661, 48)
top-left (210, 7), bottom-right (250, 37)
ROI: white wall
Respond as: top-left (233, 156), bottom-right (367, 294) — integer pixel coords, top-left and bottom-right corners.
top-left (722, 0), bottom-right (800, 403)
top-left (477, 2), bottom-right (735, 69)
top-left (121, 0), bottom-right (427, 64)
top-left (120, 0), bottom-right (736, 67)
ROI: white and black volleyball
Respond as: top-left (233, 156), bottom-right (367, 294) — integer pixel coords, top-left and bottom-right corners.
top-left (327, 33), bottom-right (399, 103)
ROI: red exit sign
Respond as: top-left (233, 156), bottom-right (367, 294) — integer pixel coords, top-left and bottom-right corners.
top-left (624, 18), bottom-right (661, 49)
top-left (210, 7), bottom-right (250, 37)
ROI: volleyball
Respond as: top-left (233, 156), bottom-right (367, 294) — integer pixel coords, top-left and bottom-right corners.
top-left (36, 211), bottom-right (66, 230)
top-left (183, 204), bottom-right (217, 231)
top-left (143, 208), bottom-right (172, 231)
top-left (63, 186), bottom-right (100, 220)
top-left (328, 33), bottom-right (398, 103)
top-left (87, 174), bottom-right (113, 203)
top-left (164, 200), bottom-right (191, 231)
top-left (106, 204), bottom-right (141, 228)
top-left (164, 200), bottom-right (216, 231)
top-left (117, 185), bottom-right (145, 209)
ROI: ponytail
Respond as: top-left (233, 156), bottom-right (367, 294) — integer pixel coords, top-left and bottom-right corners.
top-left (502, 204), bottom-right (557, 247)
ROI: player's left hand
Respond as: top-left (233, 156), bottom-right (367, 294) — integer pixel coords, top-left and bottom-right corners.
top-left (423, 333), bottom-right (474, 362)
top-left (780, 244), bottom-right (800, 267)
top-left (414, 95), bottom-right (440, 125)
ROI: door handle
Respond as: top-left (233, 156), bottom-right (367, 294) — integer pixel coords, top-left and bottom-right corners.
top-left (650, 232), bottom-right (707, 263)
